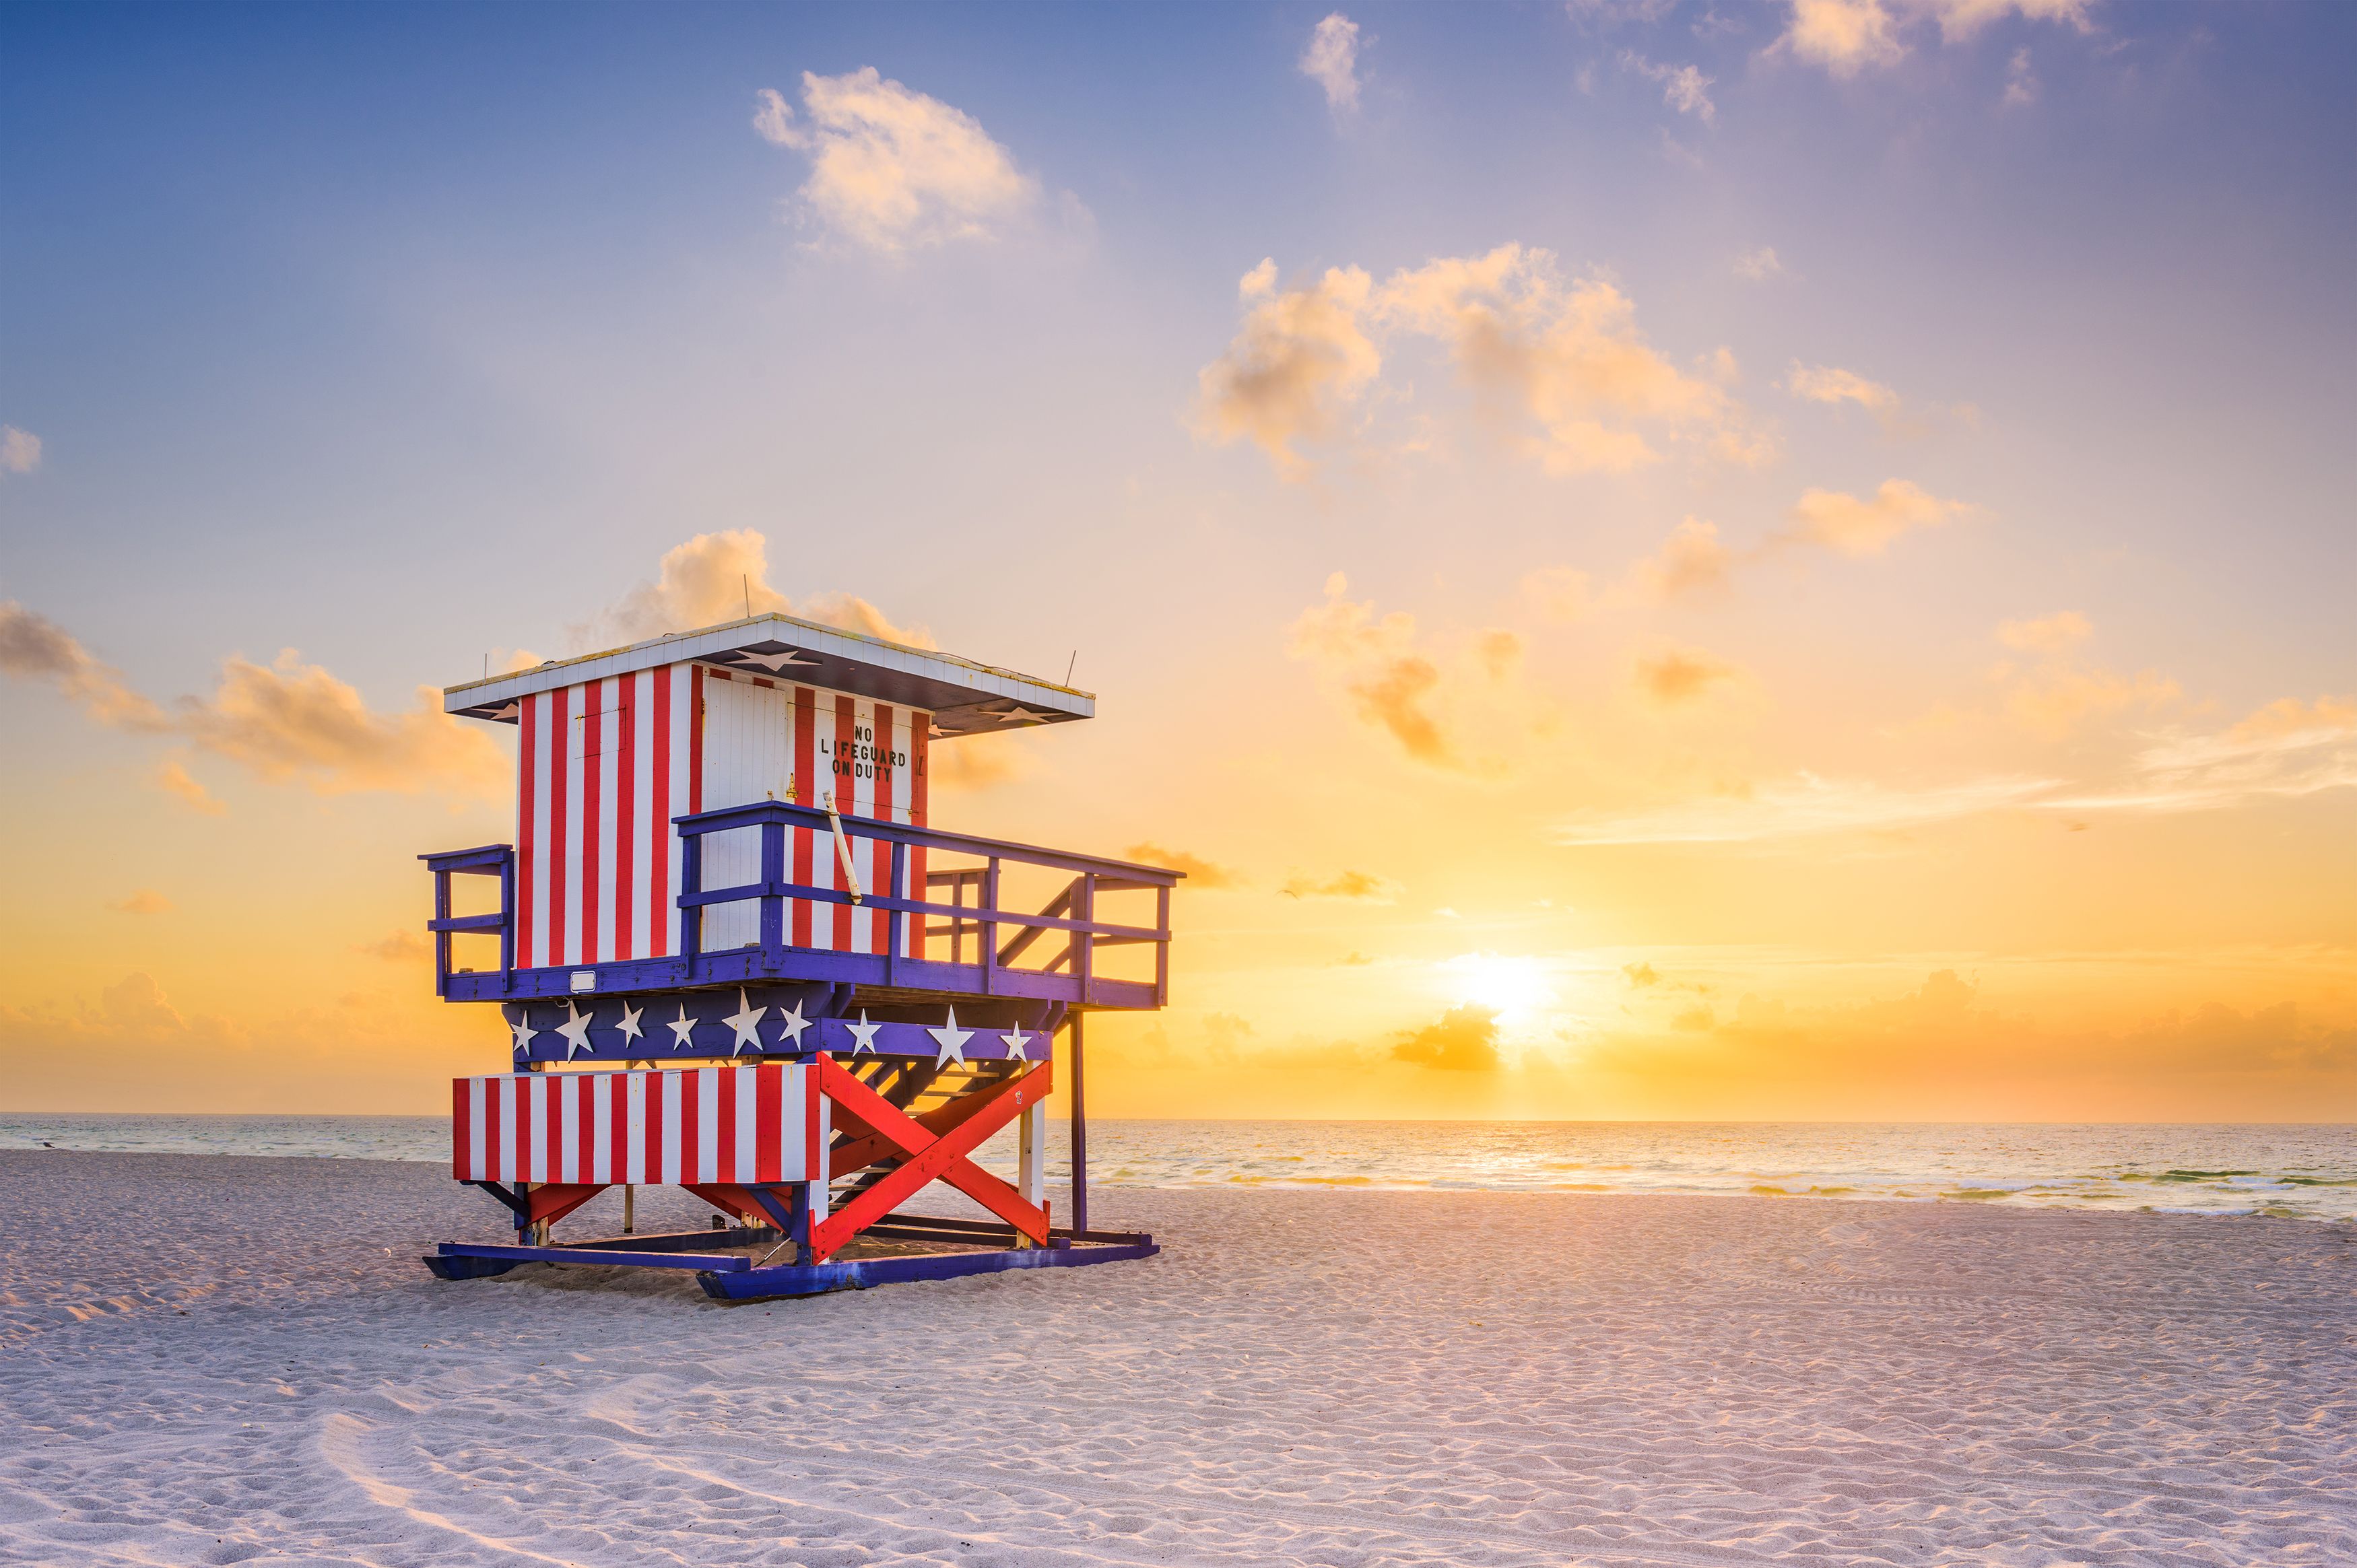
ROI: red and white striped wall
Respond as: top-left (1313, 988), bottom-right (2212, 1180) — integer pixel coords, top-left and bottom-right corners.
top-left (514, 662), bottom-right (931, 970)
top-left (452, 1064), bottom-right (824, 1186)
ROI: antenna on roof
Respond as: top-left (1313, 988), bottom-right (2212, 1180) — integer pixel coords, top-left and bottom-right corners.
top-left (1065, 650), bottom-right (1077, 686)
top-left (743, 576), bottom-right (752, 619)
top-left (484, 653), bottom-right (489, 680)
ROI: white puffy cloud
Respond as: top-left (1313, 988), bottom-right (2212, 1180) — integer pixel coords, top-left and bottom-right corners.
top-left (1299, 13), bottom-right (1364, 114)
top-left (571, 528), bottom-right (935, 652)
top-left (1734, 247), bottom-right (1788, 281)
top-left (751, 69), bottom-right (1038, 253)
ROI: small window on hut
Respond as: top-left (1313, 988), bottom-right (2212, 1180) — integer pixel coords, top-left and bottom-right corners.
top-left (572, 707), bottom-right (610, 760)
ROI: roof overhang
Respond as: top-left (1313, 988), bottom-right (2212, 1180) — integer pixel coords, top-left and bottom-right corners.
top-left (443, 614), bottom-right (1092, 738)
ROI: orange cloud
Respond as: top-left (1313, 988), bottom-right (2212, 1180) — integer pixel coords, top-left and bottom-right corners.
top-left (1632, 644), bottom-right (1747, 708)
top-left (1781, 479), bottom-right (1960, 556)
top-left (1195, 261), bottom-right (1382, 480)
top-left (1281, 868), bottom-right (1401, 901)
top-left (1624, 516), bottom-right (1734, 601)
top-left (1786, 362), bottom-right (1899, 415)
top-left (1123, 842), bottom-right (1244, 889)
top-left (1995, 611), bottom-right (2092, 654)
top-left (1391, 1003), bottom-right (1502, 1070)
top-left (110, 889), bottom-right (174, 915)
top-left (157, 757), bottom-right (226, 816)
top-left (0, 601), bottom-right (168, 730)
top-left (177, 652), bottom-right (508, 799)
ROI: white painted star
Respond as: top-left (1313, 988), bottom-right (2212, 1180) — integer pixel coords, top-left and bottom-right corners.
top-left (667, 1003), bottom-right (699, 1050)
top-left (774, 1000), bottom-right (811, 1050)
top-left (843, 1009), bottom-right (884, 1056)
top-left (509, 1009), bottom-right (539, 1058)
top-left (1000, 1024), bottom-right (1033, 1062)
top-left (488, 702), bottom-right (521, 721)
top-left (928, 1006), bottom-right (974, 1068)
top-left (614, 1000), bottom-right (644, 1046)
top-left (992, 705), bottom-right (1049, 726)
top-left (723, 988), bottom-right (768, 1055)
top-left (556, 1000), bottom-right (595, 1061)
top-left (733, 648), bottom-right (818, 672)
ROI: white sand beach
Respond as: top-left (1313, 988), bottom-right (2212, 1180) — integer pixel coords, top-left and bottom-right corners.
top-left (3, 1149), bottom-right (2350, 1567)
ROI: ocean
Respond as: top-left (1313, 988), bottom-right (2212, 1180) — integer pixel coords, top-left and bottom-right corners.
top-left (4, 1114), bottom-right (2352, 1223)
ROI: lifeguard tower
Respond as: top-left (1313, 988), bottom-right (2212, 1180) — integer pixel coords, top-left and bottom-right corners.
top-left (415, 613), bottom-right (1176, 1299)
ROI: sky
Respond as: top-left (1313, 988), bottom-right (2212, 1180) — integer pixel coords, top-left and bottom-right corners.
top-left (1, 0), bottom-right (2351, 1120)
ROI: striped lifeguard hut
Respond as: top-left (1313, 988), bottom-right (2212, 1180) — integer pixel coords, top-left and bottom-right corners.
top-left (418, 613), bottom-right (1174, 1298)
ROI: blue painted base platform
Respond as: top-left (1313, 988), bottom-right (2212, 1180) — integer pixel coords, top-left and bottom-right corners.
top-left (422, 1224), bottom-right (1158, 1300)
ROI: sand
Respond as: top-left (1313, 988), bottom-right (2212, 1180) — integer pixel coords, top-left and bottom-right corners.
top-left (1, 1150), bottom-right (2350, 1567)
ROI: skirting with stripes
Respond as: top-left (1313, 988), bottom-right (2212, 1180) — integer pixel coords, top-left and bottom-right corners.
top-left (453, 1065), bottom-right (824, 1186)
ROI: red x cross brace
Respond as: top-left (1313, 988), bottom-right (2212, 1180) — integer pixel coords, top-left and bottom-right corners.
top-left (809, 1053), bottom-right (1053, 1261)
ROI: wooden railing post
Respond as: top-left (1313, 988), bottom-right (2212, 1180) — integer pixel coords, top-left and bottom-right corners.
top-left (432, 865), bottom-right (452, 999)
top-left (759, 818), bottom-right (785, 961)
top-left (1067, 1010), bottom-right (1089, 1235)
top-left (679, 827), bottom-right (703, 962)
top-left (886, 840), bottom-right (906, 983)
top-left (1075, 873), bottom-right (1096, 1008)
top-left (499, 851), bottom-right (516, 981)
top-left (981, 857), bottom-right (1000, 998)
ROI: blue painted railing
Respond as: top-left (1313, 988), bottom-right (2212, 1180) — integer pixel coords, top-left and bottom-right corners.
top-left (422, 803), bottom-right (1178, 1009)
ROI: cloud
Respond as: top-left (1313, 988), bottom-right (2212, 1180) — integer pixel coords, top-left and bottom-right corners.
top-left (1299, 13), bottom-right (1364, 113)
top-left (1374, 244), bottom-right (1756, 475)
top-left (1197, 244), bottom-right (1760, 479)
top-left (1733, 247), bottom-right (1787, 281)
top-left (356, 930), bottom-right (428, 962)
top-left (1624, 516), bottom-right (1734, 601)
top-left (0, 426), bottom-right (40, 475)
top-left (751, 69), bottom-right (1038, 253)
top-left (1777, 0), bottom-right (2091, 77)
top-left (1475, 629), bottom-right (1524, 682)
top-left (1290, 574), bottom-right (1488, 770)
top-left (1632, 644), bottom-right (1748, 708)
top-left (1622, 961), bottom-right (1662, 986)
top-left (110, 889), bottom-right (174, 916)
top-left (1620, 53), bottom-right (1717, 122)
top-left (1521, 566), bottom-right (1594, 623)
top-left (1122, 842), bottom-right (1244, 889)
top-left (1195, 261), bottom-right (1381, 481)
top-left (158, 757), bottom-right (226, 816)
top-left (1786, 362), bottom-right (1899, 415)
top-left (1560, 771), bottom-right (2060, 844)
top-left (1995, 611), bottom-right (2091, 654)
top-left (1566, 0), bottom-right (1677, 26)
top-left (1781, 0), bottom-right (1904, 75)
top-left (2047, 697), bottom-right (2357, 814)
top-left (0, 601), bottom-right (169, 730)
top-left (1779, 479), bottom-right (1960, 556)
top-left (5, 601), bottom-right (506, 799)
top-left (928, 734), bottom-right (1028, 794)
top-left (1391, 1003), bottom-right (1502, 1071)
top-left (572, 529), bottom-right (935, 652)
top-left (2003, 46), bottom-right (2039, 105)
top-left (1281, 868), bottom-right (1401, 901)
top-left (177, 652), bottom-right (509, 799)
